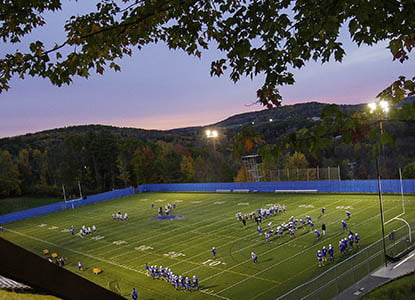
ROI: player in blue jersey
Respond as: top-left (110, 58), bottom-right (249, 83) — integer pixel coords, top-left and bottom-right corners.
top-left (339, 239), bottom-right (344, 254)
top-left (211, 247), bottom-right (217, 258)
top-left (289, 229), bottom-right (295, 238)
top-left (355, 233), bottom-right (360, 248)
top-left (77, 261), bottom-right (83, 271)
top-left (71, 225), bottom-right (75, 235)
top-left (264, 233), bottom-right (270, 243)
top-left (341, 220), bottom-right (347, 231)
top-left (185, 277), bottom-right (192, 289)
top-left (309, 221), bottom-right (314, 229)
top-left (251, 252), bottom-right (258, 263)
top-left (348, 233), bottom-right (354, 249)
top-left (145, 263), bottom-right (149, 275)
top-left (179, 276), bottom-right (186, 289)
top-left (321, 207), bottom-right (326, 215)
top-left (317, 250), bottom-right (324, 267)
top-left (321, 246), bottom-right (328, 261)
top-left (257, 226), bottom-right (262, 235)
top-left (300, 219), bottom-right (306, 229)
top-left (346, 211), bottom-right (352, 219)
top-left (131, 288), bottom-right (138, 300)
top-left (315, 229), bottom-right (321, 240)
top-left (173, 275), bottom-right (179, 289)
top-left (328, 244), bottom-right (334, 261)
top-left (192, 275), bottom-right (199, 289)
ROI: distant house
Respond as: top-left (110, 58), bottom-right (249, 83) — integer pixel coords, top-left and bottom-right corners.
top-left (310, 116), bottom-right (321, 121)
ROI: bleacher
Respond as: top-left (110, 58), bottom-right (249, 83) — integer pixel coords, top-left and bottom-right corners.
top-left (0, 275), bottom-right (31, 290)
top-left (275, 189), bottom-right (318, 193)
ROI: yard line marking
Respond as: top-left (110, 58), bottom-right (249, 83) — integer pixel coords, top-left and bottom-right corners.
top-left (392, 253), bottom-right (415, 270)
top-left (5, 228), bottom-right (146, 274)
top-left (249, 264), bottom-right (316, 300)
top-left (200, 289), bottom-right (231, 300)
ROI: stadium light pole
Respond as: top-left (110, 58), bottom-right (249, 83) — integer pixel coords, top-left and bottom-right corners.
top-left (368, 100), bottom-right (389, 267)
top-left (206, 129), bottom-right (219, 151)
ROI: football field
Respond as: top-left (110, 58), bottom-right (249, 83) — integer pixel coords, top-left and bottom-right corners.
top-left (2, 192), bottom-right (415, 300)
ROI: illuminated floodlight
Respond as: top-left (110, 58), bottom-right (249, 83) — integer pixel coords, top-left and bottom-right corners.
top-left (379, 100), bottom-right (389, 113)
top-left (368, 100), bottom-right (390, 114)
top-left (206, 129), bottom-right (218, 138)
top-left (368, 102), bottom-right (377, 113)
top-left (251, 121), bottom-right (255, 125)
top-left (205, 129), bottom-right (211, 137)
top-left (269, 118), bottom-right (273, 122)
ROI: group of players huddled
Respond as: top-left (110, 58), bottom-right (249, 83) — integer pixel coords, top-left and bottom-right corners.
top-left (316, 244), bottom-right (334, 267)
top-left (71, 224), bottom-right (96, 237)
top-left (145, 263), bottom-right (198, 290)
top-left (155, 203), bottom-right (176, 216)
top-left (235, 203), bottom-right (286, 226)
top-left (258, 214), bottom-right (317, 242)
top-left (339, 231), bottom-right (360, 254)
top-left (112, 211), bottom-right (128, 221)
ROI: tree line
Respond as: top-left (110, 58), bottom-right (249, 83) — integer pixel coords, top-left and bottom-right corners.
top-left (1, 103), bottom-right (415, 199)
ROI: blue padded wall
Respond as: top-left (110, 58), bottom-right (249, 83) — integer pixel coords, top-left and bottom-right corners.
top-left (139, 180), bottom-right (415, 194)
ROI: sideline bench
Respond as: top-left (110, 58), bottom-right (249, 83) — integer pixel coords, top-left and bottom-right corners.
top-left (275, 189), bottom-right (318, 193)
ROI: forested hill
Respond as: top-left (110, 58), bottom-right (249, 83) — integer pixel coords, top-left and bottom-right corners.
top-left (169, 102), bottom-right (364, 133)
top-left (1, 102), bottom-right (363, 153)
top-left (6, 101), bottom-right (402, 199)
top-left (0, 124), bottom-right (182, 156)
top-left (213, 102), bottom-right (364, 128)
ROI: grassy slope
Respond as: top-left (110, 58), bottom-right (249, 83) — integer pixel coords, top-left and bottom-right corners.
top-left (1, 193), bottom-right (414, 300)
top-left (0, 289), bottom-right (60, 300)
top-left (360, 273), bottom-right (415, 300)
top-left (0, 197), bottom-right (61, 215)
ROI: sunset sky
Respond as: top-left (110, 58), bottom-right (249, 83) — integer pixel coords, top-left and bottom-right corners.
top-left (1, 3), bottom-right (414, 138)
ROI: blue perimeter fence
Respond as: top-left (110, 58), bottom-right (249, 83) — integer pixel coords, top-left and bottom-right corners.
top-left (139, 179), bottom-right (415, 194)
top-left (0, 187), bottom-right (135, 225)
top-left (2, 180), bottom-right (415, 225)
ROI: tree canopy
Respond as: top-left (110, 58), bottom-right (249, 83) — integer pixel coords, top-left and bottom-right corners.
top-left (1, 0), bottom-right (414, 107)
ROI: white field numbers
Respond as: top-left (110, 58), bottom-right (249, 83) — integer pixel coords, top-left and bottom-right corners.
top-left (135, 245), bottom-right (154, 251)
top-left (202, 259), bottom-right (227, 266)
top-left (163, 251), bottom-right (186, 258)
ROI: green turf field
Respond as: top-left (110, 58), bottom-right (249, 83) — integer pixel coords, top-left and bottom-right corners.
top-left (1, 192), bottom-right (415, 300)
